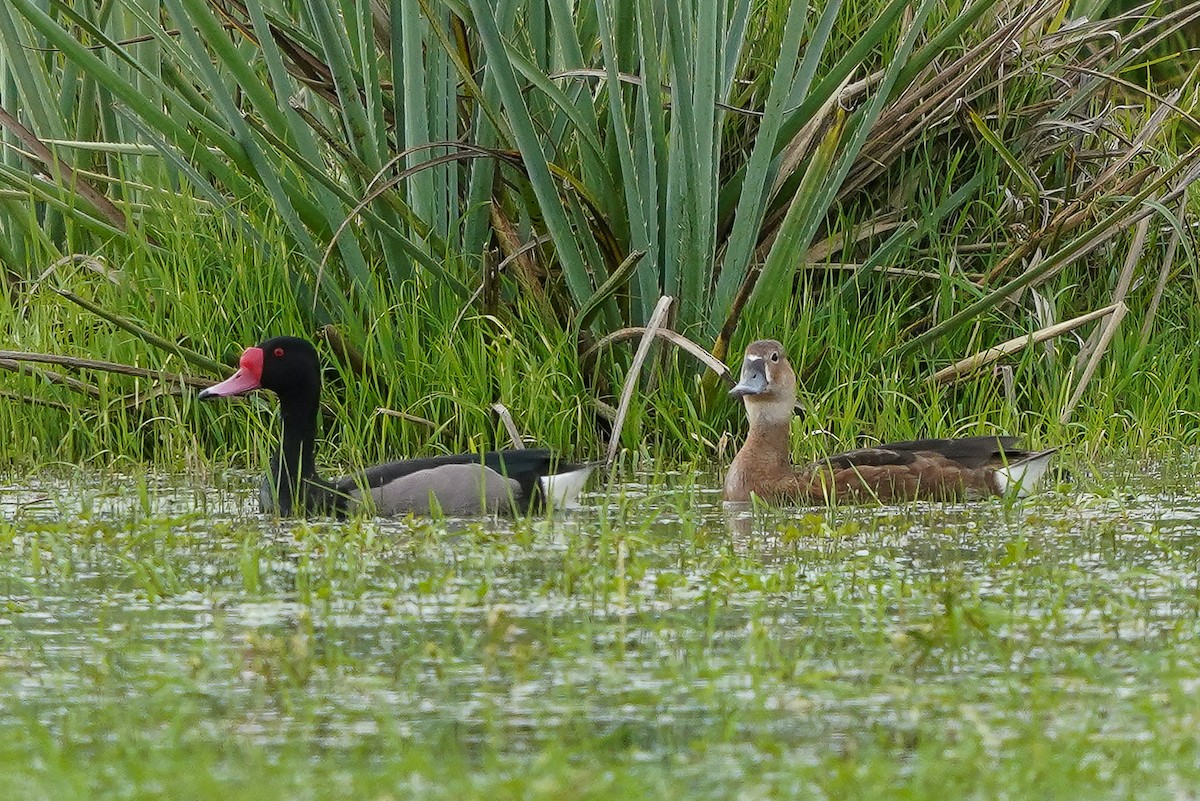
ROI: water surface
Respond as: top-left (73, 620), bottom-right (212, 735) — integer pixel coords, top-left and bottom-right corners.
top-left (2, 462), bottom-right (1199, 798)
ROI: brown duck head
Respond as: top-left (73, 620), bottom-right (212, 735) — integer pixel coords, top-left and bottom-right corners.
top-left (729, 339), bottom-right (797, 429)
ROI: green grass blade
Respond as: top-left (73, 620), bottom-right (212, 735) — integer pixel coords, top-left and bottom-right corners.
top-left (0, 1), bottom-right (62, 140)
top-left (575, 249), bottom-right (647, 332)
top-left (595, 0), bottom-right (655, 319)
top-left (968, 110), bottom-right (1042, 203)
top-left (749, 110), bottom-right (845, 313)
top-left (55, 289), bottom-right (228, 374)
top-left (465, 0), bottom-right (596, 311)
top-left (712, 0), bottom-right (811, 335)
top-left (750, 0), bottom-right (939, 317)
top-left (632, 0), bottom-right (669, 322)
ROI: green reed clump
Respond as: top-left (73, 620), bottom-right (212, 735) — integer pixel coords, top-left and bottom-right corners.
top-left (4, 186), bottom-right (1200, 473)
top-left (1, 0), bottom-right (1199, 469)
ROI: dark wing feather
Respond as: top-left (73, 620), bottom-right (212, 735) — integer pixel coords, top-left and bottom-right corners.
top-left (819, 447), bottom-right (919, 470)
top-left (819, 435), bottom-right (1029, 471)
top-left (881, 435), bottom-right (1029, 467)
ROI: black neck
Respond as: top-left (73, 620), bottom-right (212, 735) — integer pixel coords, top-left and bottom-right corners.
top-left (270, 386), bottom-right (321, 513)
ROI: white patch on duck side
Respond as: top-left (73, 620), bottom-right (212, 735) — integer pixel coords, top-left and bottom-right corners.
top-left (539, 465), bottom-right (596, 509)
top-left (993, 449), bottom-right (1059, 496)
top-left (353, 463), bottom-right (522, 516)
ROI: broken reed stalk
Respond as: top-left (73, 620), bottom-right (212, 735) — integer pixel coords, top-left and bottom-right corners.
top-left (926, 303), bottom-right (1123, 385)
top-left (0, 105), bottom-right (129, 233)
top-left (584, 325), bottom-right (734, 386)
top-left (1112, 212), bottom-right (1152, 304)
top-left (374, 407), bottom-right (438, 428)
top-left (1060, 302), bottom-right (1128, 424)
top-left (606, 295), bottom-right (672, 466)
top-left (1138, 197), bottom-right (1187, 349)
top-left (490, 403), bottom-right (526, 449)
top-left (1072, 212), bottom-right (1150, 373)
top-left (0, 358), bottom-right (102, 398)
top-left (54, 289), bottom-right (228, 374)
top-left (0, 351), bottom-right (210, 387)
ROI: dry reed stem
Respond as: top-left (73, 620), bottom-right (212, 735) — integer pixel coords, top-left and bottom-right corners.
top-left (0, 105), bottom-right (130, 234)
top-left (846, 0), bottom-right (1060, 196)
top-left (374, 407), bottom-right (438, 428)
top-left (0, 358), bottom-right (102, 398)
top-left (490, 403), bottom-right (526, 449)
top-left (770, 73), bottom-right (853, 202)
top-left (0, 351), bottom-right (208, 387)
top-left (1138, 197), bottom-right (1187, 348)
top-left (1059, 302), bottom-right (1128, 424)
top-left (606, 296), bottom-right (672, 465)
top-left (810, 261), bottom-right (977, 281)
top-left (1072, 212), bottom-right (1150, 372)
top-left (806, 216), bottom-right (903, 264)
top-left (583, 325), bottom-right (734, 385)
top-left (927, 302), bottom-right (1123, 385)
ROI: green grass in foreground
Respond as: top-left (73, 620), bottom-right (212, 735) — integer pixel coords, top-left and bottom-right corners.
top-left (3, 462), bottom-right (1200, 799)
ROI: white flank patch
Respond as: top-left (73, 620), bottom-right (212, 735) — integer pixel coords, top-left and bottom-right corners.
top-left (994, 449), bottom-right (1059, 496)
top-left (540, 465), bottom-right (596, 509)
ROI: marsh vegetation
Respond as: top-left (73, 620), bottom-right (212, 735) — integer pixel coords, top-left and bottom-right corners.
top-left (1, 0), bottom-right (1198, 462)
top-left (2, 0), bottom-right (1200, 795)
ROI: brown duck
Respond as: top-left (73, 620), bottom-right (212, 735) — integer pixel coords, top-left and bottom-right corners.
top-left (724, 340), bottom-right (1059, 504)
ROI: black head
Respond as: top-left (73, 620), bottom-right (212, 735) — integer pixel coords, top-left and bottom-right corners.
top-left (199, 336), bottom-right (322, 400)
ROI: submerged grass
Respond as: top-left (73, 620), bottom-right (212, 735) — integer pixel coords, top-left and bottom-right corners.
top-left (3, 467), bottom-right (1200, 798)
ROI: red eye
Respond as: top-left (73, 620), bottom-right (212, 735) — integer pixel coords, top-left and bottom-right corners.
top-left (273, 347), bottom-right (285, 358)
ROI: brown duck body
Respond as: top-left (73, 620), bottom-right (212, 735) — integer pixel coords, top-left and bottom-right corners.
top-left (726, 431), bottom-right (1043, 504)
top-left (723, 340), bottom-right (1058, 505)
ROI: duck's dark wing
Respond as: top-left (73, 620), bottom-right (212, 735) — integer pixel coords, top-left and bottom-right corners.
top-left (820, 435), bottom-right (1026, 471)
top-left (332, 449), bottom-right (586, 515)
